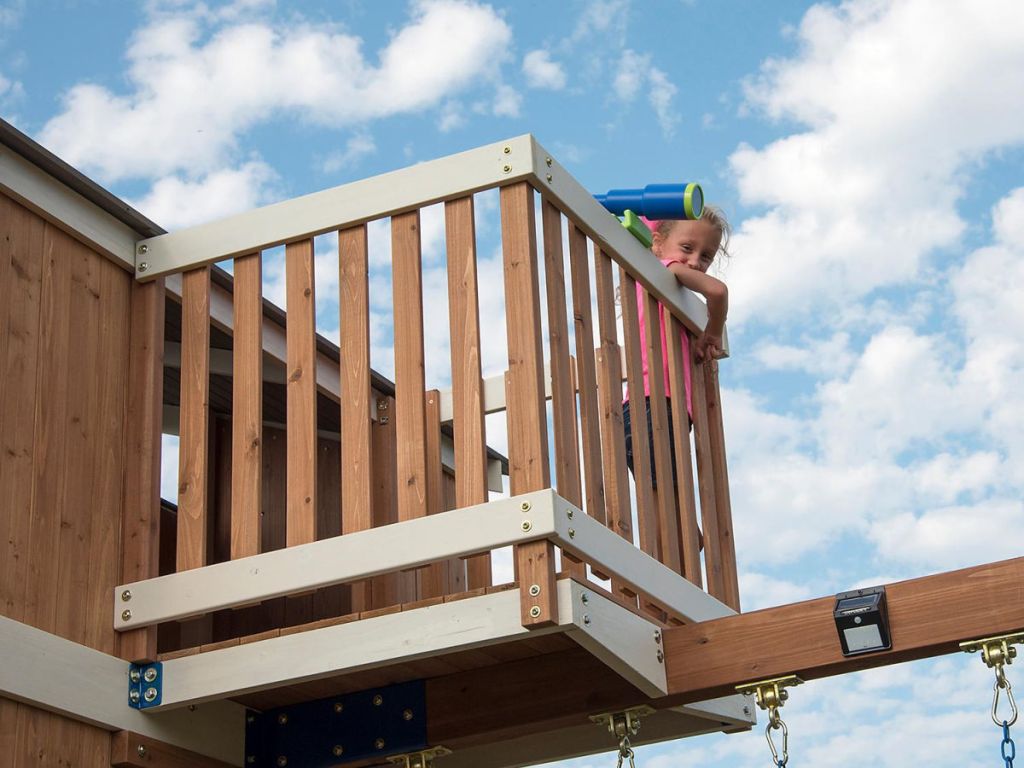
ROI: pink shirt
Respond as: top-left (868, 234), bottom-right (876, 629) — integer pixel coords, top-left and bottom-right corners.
top-left (625, 258), bottom-right (693, 417)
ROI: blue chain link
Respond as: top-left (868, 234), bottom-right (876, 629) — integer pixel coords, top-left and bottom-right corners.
top-left (1003, 721), bottom-right (1016, 768)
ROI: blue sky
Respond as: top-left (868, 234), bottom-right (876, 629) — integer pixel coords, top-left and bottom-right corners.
top-left (3, 0), bottom-right (1024, 765)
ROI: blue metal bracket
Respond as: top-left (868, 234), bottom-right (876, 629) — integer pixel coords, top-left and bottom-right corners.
top-left (245, 679), bottom-right (428, 767)
top-left (127, 661), bottom-right (163, 709)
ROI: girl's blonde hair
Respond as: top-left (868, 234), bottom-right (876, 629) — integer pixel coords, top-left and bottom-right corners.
top-left (651, 204), bottom-right (732, 260)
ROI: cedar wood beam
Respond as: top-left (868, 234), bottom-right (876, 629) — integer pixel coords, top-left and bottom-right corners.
top-left (664, 556), bottom-right (1024, 702)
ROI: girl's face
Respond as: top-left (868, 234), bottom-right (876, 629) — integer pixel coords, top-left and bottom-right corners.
top-left (652, 219), bottom-right (722, 273)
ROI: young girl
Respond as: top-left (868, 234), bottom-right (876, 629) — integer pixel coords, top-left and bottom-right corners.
top-left (623, 205), bottom-right (731, 490)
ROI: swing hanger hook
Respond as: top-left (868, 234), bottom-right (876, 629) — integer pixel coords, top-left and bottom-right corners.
top-left (589, 706), bottom-right (654, 768)
top-left (961, 632), bottom-right (1024, 727)
top-left (736, 675), bottom-right (804, 768)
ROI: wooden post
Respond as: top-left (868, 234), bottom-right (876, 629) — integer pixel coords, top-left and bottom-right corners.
top-left (664, 312), bottom-right (702, 588)
top-left (421, 389), bottom-right (450, 599)
top-left (690, 351), bottom-right (725, 601)
top-left (118, 278), bottom-right (165, 662)
top-left (541, 199), bottom-right (584, 579)
top-left (339, 224), bottom-right (372, 610)
top-left (703, 362), bottom-right (741, 611)
top-left (567, 224), bottom-right (607, 527)
top-left (285, 239), bottom-right (317, 547)
top-left (177, 266), bottom-right (211, 572)
top-left (445, 196), bottom-right (491, 589)
top-left (230, 253), bottom-right (262, 559)
top-left (500, 183), bottom-right (556, 627)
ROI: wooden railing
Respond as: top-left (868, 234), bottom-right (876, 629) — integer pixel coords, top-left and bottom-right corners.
top-left (139, 136), bottom-right (739, 653)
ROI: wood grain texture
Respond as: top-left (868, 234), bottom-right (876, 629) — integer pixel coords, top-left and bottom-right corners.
top-left (230, 253), bottom-right (262, 559)
top-left (592, 252), bottom-right (632, 545)
top-left (665, 556), bottom-right (1024, 702)
top-left (286, 239), bottom-right (317, 546)
top-left (110, 730), bottom-right (235, 768)
top-left (664, 314), bottom-right (702, 588)
top-left (119, 278), bottom-right (165, 661)
top-left (618, 271), bottom-right (658, 560)
top-left (702, 362), bottom-right (740, 611)
top-left (177, 266), bottom-right (211, 571)
top-left (641, 290), bottom-right (682, 575)
top-left (0, 195), bottom-right (45, 625)
top-left (689, 351), bottom-right (725, 602)
top-left (444, 196), bottom-right (491, 589)
top-left (391, 210), bottom-right (428, 523)
top-left (500, 183), bottom-right (555, 627)
top-left (566, 224), bottom-right (606, 527)
top-left (370, 396), bottom-right (408, 608)
top-left (339, 225), bottom-right (372, 534)
top-left (421, 390), bottom-right (449, 599)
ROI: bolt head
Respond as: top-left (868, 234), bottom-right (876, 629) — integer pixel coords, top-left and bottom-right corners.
top-left (333, 702), bottom-right (343, 713)
top-left (520, 501), bottom-right (531, 512)
top-left (129, 690), bottom-right (141, 703)
top-left (657, 650), bottom-right (665, 662)
top-left (143, 687), bottom-right (158, 702)
top-left (583, 615), bottom-right (591, 625)
top-left (654, 630), bottom-right (662, 643)
top-left (546, 157), bottom-right (553, 166)
top-left (567, 509), bottom-right (574, 519)
top-left (121, 609), bottom-right (132, 621)
top-left (277, 757), bottom-right (288, 767)
top-left (247, 756), bottom-right (256, 764)
top-left (528, 584), bottom-right (541, 596)
top-left (143, 667), bottom-right (158, 683)
top-left (137, 745), bottom-right (147, 758)
top-left (529, 606), bottom-right (542, 618)
top-left (373, 694), bottom-right (383, 706)
top-left (278, 713), bottom-right (288, 725)
top-left (333, 745), bottom-right (344, 757)
top-left (121, 589), bottom-right (132, 602)
top-left (521, 520), bottom-right (532, 532)
top-left (580, 593), bottom-right (589, 604)
top-left (375, 738), bottom-right (386, 750)
top-left (138, 244), bottom-right (149, 255)
top-left (568, 527), bottom-right (575, 539)
top-left (503, 145), bottom-right (511, 154)
top-left (247, 714), bottom-right (255, 723)
top-left (546, 173), bottom-right (553, 182)
top-left (129, 669), bottom-right (141, 683)
top-left (403, 708), bottom-right (414, 721)
top-left (502, 163), bottom-right (512, 173)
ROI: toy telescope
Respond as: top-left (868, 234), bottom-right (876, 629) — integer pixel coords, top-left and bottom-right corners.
top-left (593, 182), bottom-right (704, 220)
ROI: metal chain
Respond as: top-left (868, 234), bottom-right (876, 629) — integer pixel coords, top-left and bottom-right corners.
top-left (615, 734), bottom-right (637, 768)
top-left (765, 706), bottom-right (789, 768)
top-left (1002, 721), bottom-right (1016, 768)
top-left (991, 657), bottom-right (1018, 768)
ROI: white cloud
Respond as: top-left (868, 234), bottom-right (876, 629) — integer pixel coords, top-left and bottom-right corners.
top-left (321, 132), bottom-right (376, 174)
top-left (611, 49), bottom-right (680, 137)
top-left (39, 0), bottom-right (512, 182)
top-left (522, 49), bottom-right (566, 90)
top-left (491, 83), bottom-right (522, 117)
top-left (130, 160), bottom-right (278, 230)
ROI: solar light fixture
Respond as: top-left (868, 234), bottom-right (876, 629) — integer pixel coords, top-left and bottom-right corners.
top-left (833, 586), bottom-right (892, 656)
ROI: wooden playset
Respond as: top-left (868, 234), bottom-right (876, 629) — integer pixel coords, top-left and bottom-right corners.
top-left (1, 118), bottom-right (1022, 768)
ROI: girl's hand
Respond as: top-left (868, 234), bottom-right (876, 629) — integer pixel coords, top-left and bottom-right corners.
top-left (695, 330), bottom-right (723, 362)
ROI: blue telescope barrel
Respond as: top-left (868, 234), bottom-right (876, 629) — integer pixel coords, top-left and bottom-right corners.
top-left (593, 182), bottom-right (704, 220)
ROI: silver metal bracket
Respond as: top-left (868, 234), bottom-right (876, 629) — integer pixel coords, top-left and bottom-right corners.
top-left (589, 705), bottom-right (655, 740)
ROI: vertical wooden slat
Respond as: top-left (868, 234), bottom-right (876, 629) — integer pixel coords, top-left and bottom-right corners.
top-left (641, 290), bottom-right (682, 574)
top-left (286, 239), bottom-right (317, 547)
top-left (541, 199), bottom-right (585, 579)
top-left (392, 211), bottom-right (429, 526)
top-left (177, 266), bottom-right (210, 572)
top-left (593, 249), bottom-right (632, 543)
top-left (691, 352), bottom-right (726, 601)
top-left (567, 224), bottom-right (606, 526)
top-left (421, 390), bottom-right (449, 599)
top-left (445, 196), bottom-right (491, 589)
top-left (339, 225), bottom-right (372, 610)
top-left (618, 271), bottom-right (659, 560)
top-left (370, 395), bottom-right (402, 609)
top-left (703, 362), bottom-right (741, 611)
top-left (231, 253), bottom-right (262, 559)
top-left (664, 313), bottom-right (703, 588)
top-left (500, 182), bottom-right (556, 627)
top-left (119, 278), bottom-right (165, 662)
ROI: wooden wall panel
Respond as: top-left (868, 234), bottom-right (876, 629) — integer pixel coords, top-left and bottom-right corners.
top-left (2, 697), bottom-right (110, 768)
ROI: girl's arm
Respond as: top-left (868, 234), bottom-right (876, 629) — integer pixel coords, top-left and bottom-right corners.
top-left (665, 263), bottom-right (729, 361)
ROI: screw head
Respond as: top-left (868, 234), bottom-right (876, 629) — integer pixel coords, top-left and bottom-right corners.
top-left (137, 244), bottom-right (149, 255)
top-left (277, 757), bottom-right (288, 767)
top-left (657, 650), bottom-right (665, 663)
top-left (333, 745), bottom-right (344, 757)
top-left (121, 609), bottom-right (132, 621)
top-left (121, 589), bottom-right (132, 602)
top-left (129, 690), bottom-right (141, 704)
top-left (503, 145), bottom-right (511, 154)
top-left (583, 615), bottom-right (591, 625)
top-left (502, 163), bottom-right (512, 173)
top-left (138, 262), bottom-right (148, 272)
top-left (520, 501), bottom-right (531, 512)
top-left (529, 606), bottom-right (542, 618)
top-left (580, 593), bottom-right (589, 604)
top-left (247, 756), bottom-right (256, 764)
top-left (143, 687), bottom-right (158, 702)
top-left (654, 630), bottom-right (662, 643)
top-left (521, 520), bottom-right (532, 532)
top-left (247, 714), bottom-right (255, 724)
top-left (546, 173), bottom-right (553, 182)
top-left (143, 667), bottom-right (158, 683)
top-left (129, 669), bottom-right (141, 683)
top-left (333, 702), bottom-right (343, 713)
top-left (375, 738), bottom-right (386, 750)
top-left (528, 584), bottom-right (541, 596)
top-left (403, 708), bottom-right (414, 721)
top-left (568, 527), bottom-right (575, 539)
top-left (137, 744), bottom-right (147, 758)
top-left (278, 713), bottom-right (288, 725)
top-left (567, 509), bottom-right (574, 519)
top-left (545, 157), bottom-right (552, 166)
top-left (373, 694), bottom-right (383, 706)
